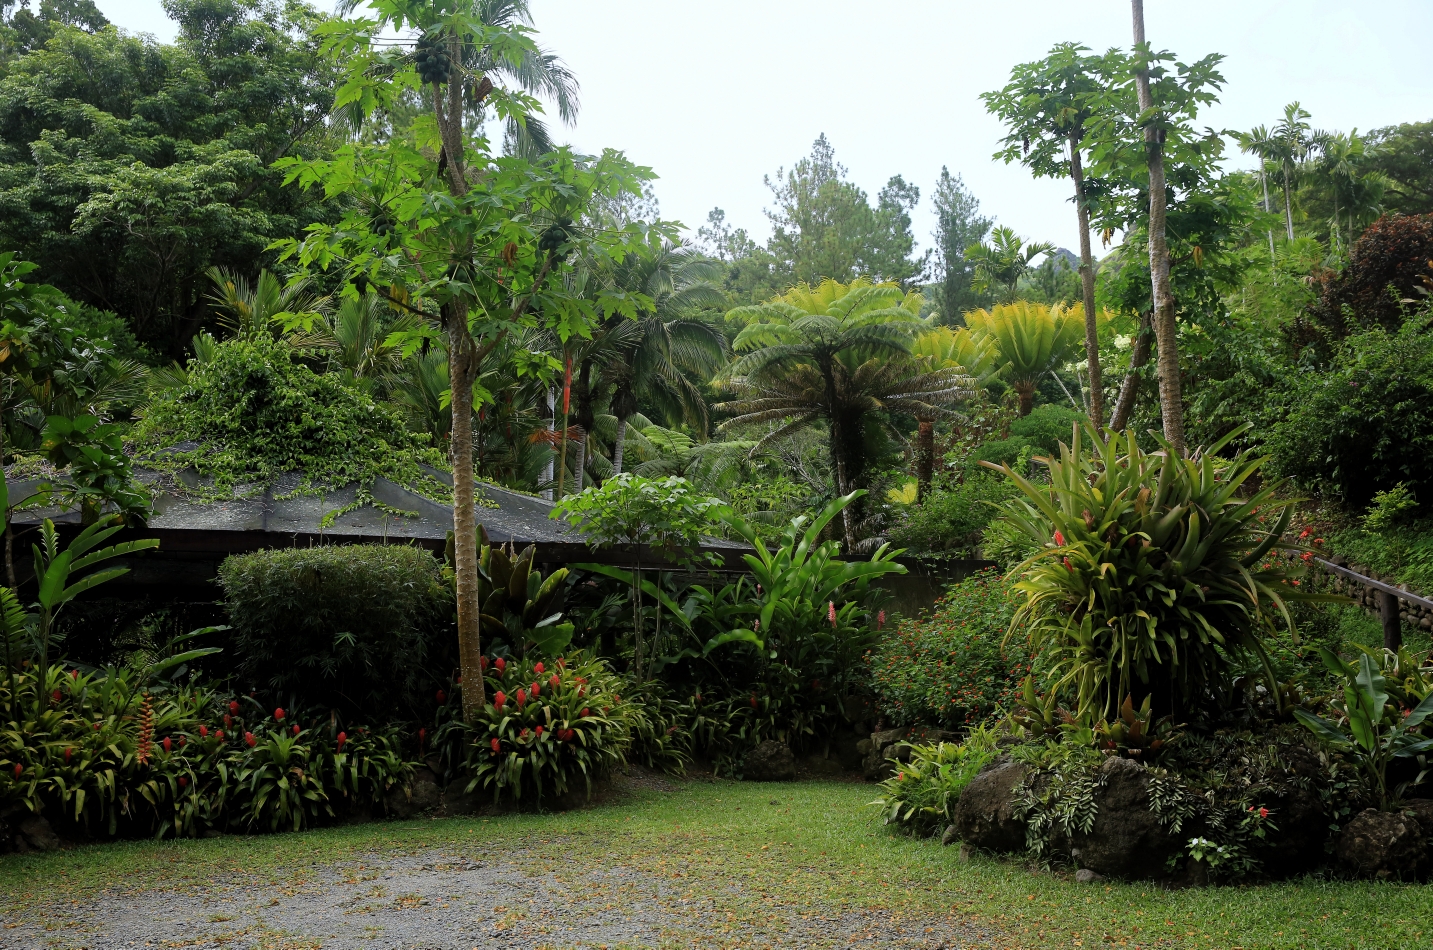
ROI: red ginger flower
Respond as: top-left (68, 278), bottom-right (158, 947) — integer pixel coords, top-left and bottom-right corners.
top-left (534, 662), bottom-right (544, 675)
top-left (244, 732), bottom-right (256, 747)
top-left (162, 736), bottom-right (172, 753)
top-left (223, 714), bottom-right (232, 728)
top-left (229, 700), bottom-right (239, 714)
top-left (1054, 530), bottom-right (1065, 545)
top-left (556, 657), bottom-right (566, 670)
top-left (199, 725), bottom-right (209, 738)
top-left (70, 669), bottom-right (78, 680)
top-left (531, 681), bottom-right (541, 698)
top-left (292, 724), bottom-right (300, 736)
top-left (274, 708), bottom-right (286, 721)
top-left (64, 747), bottom-right (72, 763)
top-left (337, 731), bottom-right (347, 752)
top-left (495, 657), bottom-right (506, 673)
top-left (516, 688), bottom-right (528, 706)
top-left (549, 674), bottom-right (560, 691)
top-left (494, 691), bottom-right (507, 709)
top-left (828, 601), bottom-right (836, 626)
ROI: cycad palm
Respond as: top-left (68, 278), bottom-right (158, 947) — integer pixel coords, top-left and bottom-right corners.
top-left (910, 326), bottom-right (999, 496)
top-left (965, 300), bottom-right (1090, 416)
top-left (718, 278), bottom-right (973, 548)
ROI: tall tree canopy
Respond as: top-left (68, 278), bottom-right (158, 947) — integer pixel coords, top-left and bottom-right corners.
top-left (0, 0), bottom-right (338, 353)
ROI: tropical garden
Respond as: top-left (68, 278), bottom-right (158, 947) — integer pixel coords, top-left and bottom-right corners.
top-left (2, 0), bottom-right (1433, 946)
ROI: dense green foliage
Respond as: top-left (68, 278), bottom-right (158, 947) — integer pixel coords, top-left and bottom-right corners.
top-left (218, 545), bottom-right (454, 720)
top-left (133, 334), bottom-right (449, 504)
top-left (868, 571), bottom-right (1030, 729)
top-left (870, 731), bottom-right (997, 837)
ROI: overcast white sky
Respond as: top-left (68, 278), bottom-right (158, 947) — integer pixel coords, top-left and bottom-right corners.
top-left (96, 0), bottom-right (1433, 259)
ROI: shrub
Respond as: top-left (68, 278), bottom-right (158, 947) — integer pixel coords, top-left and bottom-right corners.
top-left (870, 729), bottom-right (998, 837)
top-left (867, 570), bottom-right (1030, 729)
top-left (971, 403), bottom-right (1086, 468)
top-left (441, 652), bottom-right (648, 804)
top-left (1296, 212), bottom-right (1433, 346)
top-left (888, 470), bottom-right (1017, 555)
top-left (218, 544), bottom-right (455, 720)
top-left (994, 423), bottom-right (1313, 719)
top-left (1265, 315), bottom-right (1433, 510)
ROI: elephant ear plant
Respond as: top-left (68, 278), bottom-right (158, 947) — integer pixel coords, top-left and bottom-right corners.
top-left (1295, 648), bottom-right (1433, 809)
top-left (987, 421), bottom-right (1324, 720)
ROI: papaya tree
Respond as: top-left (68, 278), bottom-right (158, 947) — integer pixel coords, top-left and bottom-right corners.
top-left (279, 0), bottom-right (673, 721)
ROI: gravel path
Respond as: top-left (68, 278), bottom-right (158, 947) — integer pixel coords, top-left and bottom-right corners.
top-left (3, 846), bottom-right (990, 949)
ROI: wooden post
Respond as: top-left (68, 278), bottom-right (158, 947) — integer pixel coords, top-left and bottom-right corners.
top-left (1380, 589), bottom-right (1403, 653)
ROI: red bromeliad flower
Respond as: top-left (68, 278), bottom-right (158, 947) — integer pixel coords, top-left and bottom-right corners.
top-left (580, 708), bottom-right (590, 718)
top-left (179, 776), bottom-right (189, 789)
top-left (418, 727), bottom-right (427, 749)
top-left (436, 689), bottom-right (447, 704)
top-left (750, 693), bottom-right (758, 709)
top-left (1063, 557), bottom-right (1075, 572)
top-left (337, 732), bottom-right (347, 752)
top-left (549, 674), bottom-right (560, 692)
top-left (534, 662), bottom-right (544, 675)
top-left (216, 730), bottom-right (225, 742)
top-left (274, 708), bottom-right (286, 721)
top-left (179, 736), bottom-right (187, 747)
top-left (244, 732), bottom-right (256, 748)
top-left (519, 728), bottom-right (530, 739)
top-left (64, 747), bottom-right (73, 763)
top-left (556, 657), bottom-right (566, 670)
top-left (229, 700), bottom-right (240, 715)
top-left (495, 657), bottom-right (506, 674)
top-left (535, 725), bottom-right (544, 736)
top-left (70, 669), bottom-right (78, 680)
top-left (490, 737), bottom-right (501, 753)
top-left (494, 691), bottom-right (507, 709)
top-left (199, 725), bottom-right (209, 738)
top-left (480, 655), bottom-right (490, 671)
top-left (13, 763), bottom-right (21, 778)
top-left (1054, 530), bottom-right (1065, 546)
top-left (51, 689), bottom-right (61, 702)
top-left (223, 714), bottom-right (232, 729)
top-left (516, 688), bottom-right (528, 707)
top-left (292, 724), bottom-right (300, 736)
top-left (162, 736), bottom-right (172, 753)
top-left (531, 681), bottom-right (541, 698)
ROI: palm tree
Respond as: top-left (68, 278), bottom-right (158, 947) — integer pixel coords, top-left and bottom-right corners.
top-left (1238, 124), bottom-right (1280, 262)
top-left (289, 294), bottom-right (421, 389)
top-left (602, 243), bottom-right (728, 475)
top-left (205, 267), bottom-right (325, 338)
top-left (964, 301), bottom-right (1089, 416)
top-left (1272, 102), bottom-right (1313, 241)
top-left (965, 226), bottom-right (1056, 302)
top-left (717, 279), bottom-right (973, 549)
top-left (1309, 129), bottom-right (1390, 253)
top-left (338, 0), bottom-right (578, 158)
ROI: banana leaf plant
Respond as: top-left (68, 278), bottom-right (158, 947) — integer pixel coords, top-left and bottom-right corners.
top-left (475, 527), bottom-right (572, 659)
top-left (1295, 648), bottom-right (1433, 809)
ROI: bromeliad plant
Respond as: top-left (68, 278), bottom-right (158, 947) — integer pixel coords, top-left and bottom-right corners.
top-left (989, 422), bottom-right (1321, 720)
top-left (473, 529), bottom-right (573, 659)
top-left (1295, 648), bottom-right (1433, 809)
top-left (449, 652), bottom-right (638, 804)
top-left (870, 728), bottom-right (998, 837)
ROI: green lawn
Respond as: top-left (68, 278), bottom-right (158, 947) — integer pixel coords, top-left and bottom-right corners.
top-left (1, 777), bottom-right (1429, 949)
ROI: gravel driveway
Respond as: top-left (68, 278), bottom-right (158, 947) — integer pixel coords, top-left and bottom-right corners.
top-left (3, 845), bottom-right (990, 949)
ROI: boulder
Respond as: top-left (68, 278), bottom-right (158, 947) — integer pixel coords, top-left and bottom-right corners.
top-left (386, 767), bottom-right (443, 818)
top-left (1399, 798), bottom-right (1433, 867)
top-left (442, 777), bottom-right (482, 816)
top-left (1256, 785), bottom-right (1330, 878)
top-left (16, 815), bottom-right (60, 852)
top-left (1337, 808), bottom-right (1425, 879)
top-left (800, 753), bottom-right (846, 777)
top-left (940, 824), bottom-right (959, 846)
top-left (862, 728), bottom-right (909, 781)
top-left (952, 758), bottom-right (1027, 853)
top-left (1069, 757), bottom-right (1181, 880)
top-left (743, 740), bottom-right (797, 782)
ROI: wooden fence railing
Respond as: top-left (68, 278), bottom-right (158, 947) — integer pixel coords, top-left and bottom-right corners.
top-left (1314, 557), bottom-right (1433, 652)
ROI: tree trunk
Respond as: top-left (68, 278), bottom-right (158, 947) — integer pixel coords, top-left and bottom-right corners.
top-left (541, 388), bottom-right (555, 500)
top-left (1282, 165), bottom-right (1296, 241)
top-left (915, 418), bottom-right (934, 500)
top-left (447, 303), bottom-right (488, 720)
top-left (573, 430), bottom-right (587, 492)
top-left (612, 417), bottom-right (628, 476)
top-left (1131, 0), bottom-right (1185, 455)
top-left (1017, 383), bottom-right (1035, 417)
top-left (1259, 166), bottom-right (1276, 263)
top-left (1108, 310), bottom-right (1153, 432)
top-left (1070, 132), bottom-right (1103, 428)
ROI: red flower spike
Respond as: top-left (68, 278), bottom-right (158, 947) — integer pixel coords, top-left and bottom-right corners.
top-left (199, 725), bottom-right (209, 738)
top-left (491, 737), bottom-right (501, 753)
top-left (244, 732), bottom-right (256, 748)
top-left (94, 722), bottom-right (101, 731)
top-left (750, 694), bottom-right (758, 709)
top-left (70, 669), bottom-right (78, 680)
top-left (274, 708), bottom-right (286, 721)
top-left (534, 662), bottom-right (544, 675)
top-left (418, 727), bottom-right (427, 747)
top-left (14, 763), bottom-right (21, 778)
top-left (1063, 557), bottom-right (1075, 572)
top-left (1259, 807), bottom-right (1269, 819)
top-left (292, 724), bottom-right (300, 736)
top-left (64, 747), bottom-right (73, 763)
top-left (549, 674), bottom-right (560, 692)
top-left (179, 776), bottom-right (189, 789)
top-left (223, 714), bottom-right (232, 728)
top-left (519, 728), bottom-right (529, 738)
top-left (1054, 530), bottom-right (1065, 546)
top-left (828, 601), bottom-right (836, 626)
top-left (179, 736), bottom-right (187, 747)
top-left (216, 730), bottom-right (225, 742)
top-left (495, 657), bottom-right (506, 674)
top-left (229, 700), bottom-right (239, 715)
top-left (535, 726), bottom-right (544, 736)
top-left (436, 689), bottom-right (447, 704)
top-left (51, 689), bottom-right (61, 702)
top-left (531, 681), bottom-right (540, 698)
top-left (581, 708), bottom-right (589, 718)
top-left (162, 736), bottom-right (172, 753)
top-left (516, 688), bottom-right (528, 706)
top-left (557, 657), bottom-right (566, 670)
top-left (337, 731), bottom-right (347, 752)
top-left (480, 655), bottom-right (489, 671)
top-left (494, 690), bottom-right (507, 709)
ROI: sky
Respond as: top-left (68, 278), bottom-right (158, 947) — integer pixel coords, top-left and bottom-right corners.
top-left (95, 0), bottom-right (1433, 259)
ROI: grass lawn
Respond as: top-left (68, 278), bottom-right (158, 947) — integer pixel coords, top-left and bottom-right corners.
top-left (1, 776), bottom-right (1430, 949)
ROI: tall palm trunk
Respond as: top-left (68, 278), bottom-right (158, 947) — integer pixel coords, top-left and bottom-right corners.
top-left (612, 417), bottom-right (628, 475)
top-left (1132, 0), bottom-right (1185, 455)
top-left (1281, 165), bottom-right (1296, 241)
top-left (1069, 130), bottom-right (1102, 427)
top-left (573, 430), bottom-right (587, 492)
top-left (1259, 165), bottom-right (1276, 263)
